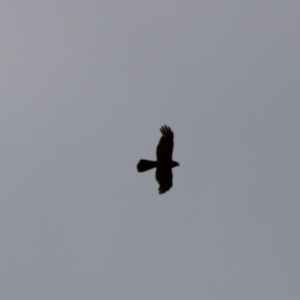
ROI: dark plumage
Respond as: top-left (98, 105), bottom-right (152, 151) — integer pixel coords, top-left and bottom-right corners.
top-left (137, 125), bottom-right (179, 194)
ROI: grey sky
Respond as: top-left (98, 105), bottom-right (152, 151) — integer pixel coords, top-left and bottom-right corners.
top-left (1, 1), bottom-right (299, 299)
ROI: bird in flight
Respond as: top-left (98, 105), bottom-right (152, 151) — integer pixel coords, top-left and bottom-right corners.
top-left (137, 125), bottom-right (179, 194)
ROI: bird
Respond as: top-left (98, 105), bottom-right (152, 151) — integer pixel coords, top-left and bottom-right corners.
top-left (137, 125), bottom-right (179, 194)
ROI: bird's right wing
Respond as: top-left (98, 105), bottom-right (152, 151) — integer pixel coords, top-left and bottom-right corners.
top-left (156, 167), bottom-right (173, 194)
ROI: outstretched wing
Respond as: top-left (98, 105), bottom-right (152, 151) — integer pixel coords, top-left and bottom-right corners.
top-left (156, 125), bottom-right (174, 161)
top-left (156, 167), bottom-right (173, 194)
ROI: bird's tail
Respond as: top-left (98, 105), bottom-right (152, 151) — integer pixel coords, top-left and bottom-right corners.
top-left (137, 159), bottom-right (157, 172)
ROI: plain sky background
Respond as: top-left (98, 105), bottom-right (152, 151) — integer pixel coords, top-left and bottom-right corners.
top-left (1, 1), bottom-right (299, 299)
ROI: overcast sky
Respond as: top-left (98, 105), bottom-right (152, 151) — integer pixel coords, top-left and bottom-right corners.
top-left (1, 1), bottom-right (299, 299)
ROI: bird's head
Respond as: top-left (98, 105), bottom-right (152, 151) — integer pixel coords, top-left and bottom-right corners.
top-left (172, 161), bottom-right (180, 168)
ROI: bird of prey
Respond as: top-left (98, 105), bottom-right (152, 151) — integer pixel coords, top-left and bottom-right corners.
top-left (137, 125), bottom-right (179, 194)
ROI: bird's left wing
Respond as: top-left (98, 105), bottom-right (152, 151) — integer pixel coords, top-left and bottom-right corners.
top-left (156, 125), bottom-right (174, 161)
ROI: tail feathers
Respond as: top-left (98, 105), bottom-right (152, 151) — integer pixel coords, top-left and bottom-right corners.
top-left (137, 159), bottom-right (157, 172)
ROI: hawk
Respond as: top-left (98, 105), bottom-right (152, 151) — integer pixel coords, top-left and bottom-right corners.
top-left (137, 125), bottom-right (179, 194)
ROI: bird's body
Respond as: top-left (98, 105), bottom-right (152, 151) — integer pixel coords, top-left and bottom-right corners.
top-left (137, 125), bottom-right (179, 194)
